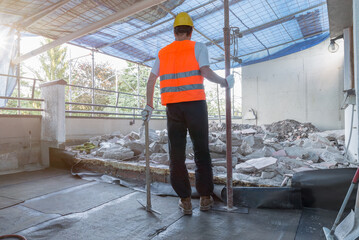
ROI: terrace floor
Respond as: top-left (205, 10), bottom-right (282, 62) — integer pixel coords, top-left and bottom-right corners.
top-left (0, 168), bottom-right (338, 240)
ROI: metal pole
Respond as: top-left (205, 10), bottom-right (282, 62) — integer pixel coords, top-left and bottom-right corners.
top-left (137, 64), bottom-right (140, 109)
top-left (91, 50), bottom-right (95, 116)
top-left (17, 31), bottom-right (21, 115)
top-left (217, 85), bottom-right (221, 124)
top-left (69, 50), bottom-right (72, 116)
top-left (145, 121), bottom-right (152, 210)
top-left (224, 0), bottom-right (233, 210)
top-left (115, 71), bottom-right (119, 113)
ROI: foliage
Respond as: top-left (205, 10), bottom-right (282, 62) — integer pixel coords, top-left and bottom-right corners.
top-left (68, 61), bottom-right (116, 112)
top-left (32, 38), bottom-right (68, 82)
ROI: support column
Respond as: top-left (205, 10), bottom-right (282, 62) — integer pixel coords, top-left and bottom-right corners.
top-left (354, 0), bottom-right (359, 162)
top-left (40, 79), bottom-right (67, 167)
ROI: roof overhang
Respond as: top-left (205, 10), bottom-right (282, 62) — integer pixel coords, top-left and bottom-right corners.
top-left (327, 0), bottom-right (353, 38)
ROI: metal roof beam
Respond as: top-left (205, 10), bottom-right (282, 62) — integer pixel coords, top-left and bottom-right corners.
top-left (98, 0), bottom-right (217, 50)
top-left (158, 4), bottom-right (226, 52)
top-left (206, 2), bottom-right (326, 47)
top-left (12, 0), bottom-right (166, 64)
top-left (18, 0), bottom-right (72, 29)
top-left (210, 29), bottom-right (329, 65)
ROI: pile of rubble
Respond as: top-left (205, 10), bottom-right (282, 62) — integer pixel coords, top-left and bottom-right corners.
top-left (68, 119), bottom-right (354, 187)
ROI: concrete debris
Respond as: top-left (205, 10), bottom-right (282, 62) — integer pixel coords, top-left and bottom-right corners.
top-left (124, 140), bottom-right (145, 156)
top-left (264, 119), bottom-right (319, 141)
top-left (209, 139), bottom-right (226, 153)
top-left (69, 119), bottom-right (353, 187)
top-left (239, 141), bottom-right (253, 156)
top-left (235, 157), bottom-right (277, 173)
top-left (102, 146), bottom-right (134, 161)
top-left (261, 171), bottom-right (277, 179)
top-left (150, 153), bottom-right (169, 164)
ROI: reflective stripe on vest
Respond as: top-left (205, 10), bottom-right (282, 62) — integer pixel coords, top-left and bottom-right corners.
top-left (158, 40), bottom-right (205, 105)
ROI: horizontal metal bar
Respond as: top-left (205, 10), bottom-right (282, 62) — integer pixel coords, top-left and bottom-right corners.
top-left (66, 110), bottom-right (166, 117)
top-left (66, 101), bottom-right (166, 112)
top-left (0, 107), bottom-right (43, 111)
top-left (66, 83), bottom-right (161, 100)
top-left (0, 73), bottom-right (44, 82)
top-left (0, 96), bottom-right (44, 101)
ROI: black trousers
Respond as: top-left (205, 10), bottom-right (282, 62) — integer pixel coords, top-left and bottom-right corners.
top-left (166, 100), bottom-right (214, 198)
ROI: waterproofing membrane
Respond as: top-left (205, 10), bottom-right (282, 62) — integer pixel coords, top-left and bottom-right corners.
top-left (292, 168), bottom-right (358, 210)
top-left (220, 186), bottom-right (302, 209)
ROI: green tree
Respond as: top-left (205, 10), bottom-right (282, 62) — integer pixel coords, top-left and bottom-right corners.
top-left (69, 61), bottom-right (116, 113)
top-left (33, 38), bottom-right (68, 82)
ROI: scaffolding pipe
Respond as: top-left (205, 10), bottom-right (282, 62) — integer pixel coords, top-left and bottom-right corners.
top-left (137, 64), bottom-right (140, 109)
top-left (16, 31), bottom-right (21, 115)
top-left (224, 0), bottom-right (233, 210)
top-left (69, 50), bottom-right (72, 115)
top-left (92, 50), bottom-right (95, 115)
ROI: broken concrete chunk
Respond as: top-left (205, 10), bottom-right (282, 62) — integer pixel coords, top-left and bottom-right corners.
top-left (239, 141), bottom-right (253, 156)
top-left (102, 146), bottom-right (134, 161)
top-left (243, 135), bottom-right (255, 147)
top-left (234, 162), bottom-right (256, 173)
top-left (149, 142), bottom-right (163, 154)
top-left (241, 128), bottom-right (257, 135)
top-left (158, 130), bottom-right (168, 144)
top-left (261, 171), bottom-right (277, 179)
top-left (284, 147), bottom-right (309, 158)
top-left (309, 133), bottom-right (332, 146)
top-left (235, 157), bottom-right (277, 173)
top-left (319, 151), bottom-right (345, 164)
top-left (150, 153), bottom-right (169, 165)
top-left (213, 166), bottom-right (227, 173)
top-left (272, 149), bottom-right (287, 158)
top-left (209, 139), bottom-right (226, 153)
top-left (89, 136), bottom-right (102, 147)
top-left (129, 131), bottom-right (140, 140)
top-left (244, 146), bottom-right (275, 159)
top-left (124, 140), bottom-right (145, 156)
top-left (311, 161), bottom-right (337, 169)
top-left (245, 157), bottom-right (278, 171)
top-left (139, 127), bottom-right (159, 143)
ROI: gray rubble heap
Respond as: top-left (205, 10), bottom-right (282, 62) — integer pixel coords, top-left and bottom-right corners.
top-left (69, 119), bottom-right (354, 187)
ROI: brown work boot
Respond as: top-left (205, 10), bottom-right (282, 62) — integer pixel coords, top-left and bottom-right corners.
top-left (200, 196), bottom-right (214, 211)
top-left (179, 197), bottom-right (192, 215)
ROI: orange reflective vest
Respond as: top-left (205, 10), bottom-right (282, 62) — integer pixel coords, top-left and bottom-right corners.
top-left (158, 40), bottom-right (205, 106)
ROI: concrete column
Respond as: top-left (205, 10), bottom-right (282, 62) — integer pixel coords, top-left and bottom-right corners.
top-left (40, 79), bottom-right (67, 167)
top-left (354, 0), bottom-right (359, 161)
top-left (343, 28), bottom-right (358, 161)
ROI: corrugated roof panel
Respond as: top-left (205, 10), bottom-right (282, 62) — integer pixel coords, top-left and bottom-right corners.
top-left (0, 0), bottom-right (330, 70)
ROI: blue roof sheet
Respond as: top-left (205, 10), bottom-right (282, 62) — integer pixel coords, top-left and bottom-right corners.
top-left (72, 0), bottom-right (327, 70)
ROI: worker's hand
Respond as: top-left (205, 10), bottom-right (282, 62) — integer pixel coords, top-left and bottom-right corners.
top-left (224, 74), bottom-right (234, 88)
top-left (141, 104), bottom-right (154, 122)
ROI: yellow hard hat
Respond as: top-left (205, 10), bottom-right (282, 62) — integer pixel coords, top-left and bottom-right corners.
top-left (173, 12), bottom-right (194, 28)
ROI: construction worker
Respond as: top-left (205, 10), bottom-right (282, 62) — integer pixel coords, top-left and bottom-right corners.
top-left (141, 12), bottom-right (234, 215)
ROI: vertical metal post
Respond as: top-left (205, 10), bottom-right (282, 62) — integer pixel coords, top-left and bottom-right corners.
top-left (145, 121), bottom-right (152, 210)
top-left (91, 50), bottom-right (95, 115)
top-left (69, 50), bottom-right (72, 115)
top-left (224, 0), bottom-right (233, 210)
top-left (115, 71), bottom-right (119, 113)
top-left (16, 31), bottom-right (21, 114)
top-left (217, 85), bottom-right (221, 124)
top-left (137, 64), bottom-right (140, 109)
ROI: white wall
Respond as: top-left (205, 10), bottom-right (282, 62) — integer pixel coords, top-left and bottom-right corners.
top-left (241, 39), bottom-right (344, 130)
top-left (0, 116), bottom-right (42, 174)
